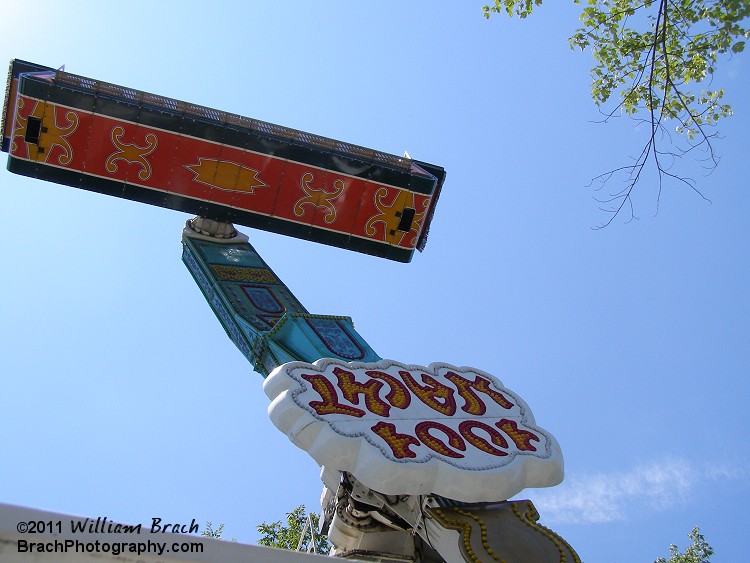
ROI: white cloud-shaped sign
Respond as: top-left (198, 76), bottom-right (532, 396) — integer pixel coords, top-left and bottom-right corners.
top-left (264, 358), bottom-right (563, 502)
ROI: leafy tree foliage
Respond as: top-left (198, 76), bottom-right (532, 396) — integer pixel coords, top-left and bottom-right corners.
top-left (200, 521), bottom-right (225, 539)
top-left (200, 521), bottom-right (236, 542)
top-left (654, 526), bottom-right (714, 563)
top-left (257, 504), bottom-right (330, 555)
top-left (483, 1), bottom-right (749, 225)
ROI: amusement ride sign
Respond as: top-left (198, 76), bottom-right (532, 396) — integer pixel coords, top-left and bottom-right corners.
top-left (265, 358), bottom-right (563, 502)
top-left (2, 60), bottom-right (444, 263)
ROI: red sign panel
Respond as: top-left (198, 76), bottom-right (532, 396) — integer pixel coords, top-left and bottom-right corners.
top-left (10, 95), bottom-right (433, 256)
top-left (2, 61), bottom-right (445, 262)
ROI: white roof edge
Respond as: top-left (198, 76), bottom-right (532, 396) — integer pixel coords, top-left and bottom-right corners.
top-left (0, 502), bottom-right (332, 562)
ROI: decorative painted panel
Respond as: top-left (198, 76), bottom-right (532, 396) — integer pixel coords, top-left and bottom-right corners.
top-left (2, 61), bottom-right (446, 262)
top-left (181, 230), bottom-right (380, 376)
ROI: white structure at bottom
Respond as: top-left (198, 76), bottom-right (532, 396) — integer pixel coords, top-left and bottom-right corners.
top-left (0, 503), bottom-right (329, 563)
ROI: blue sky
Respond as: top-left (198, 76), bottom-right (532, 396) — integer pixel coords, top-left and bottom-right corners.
top-left (1, 2), bottom-right (748, 561)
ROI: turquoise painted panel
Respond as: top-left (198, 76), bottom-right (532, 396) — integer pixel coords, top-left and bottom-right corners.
top-left (182, 232), bottom-right (380, 376)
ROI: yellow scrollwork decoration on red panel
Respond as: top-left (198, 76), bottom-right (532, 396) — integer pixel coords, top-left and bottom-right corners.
top-left (294, 171), bottom-right (344, 224)
top-left (105, 126), bottom-right (158, 181)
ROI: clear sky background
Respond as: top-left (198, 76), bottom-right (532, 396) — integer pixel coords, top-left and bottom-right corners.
top-left (1, 2), bottom-right (748, 562)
